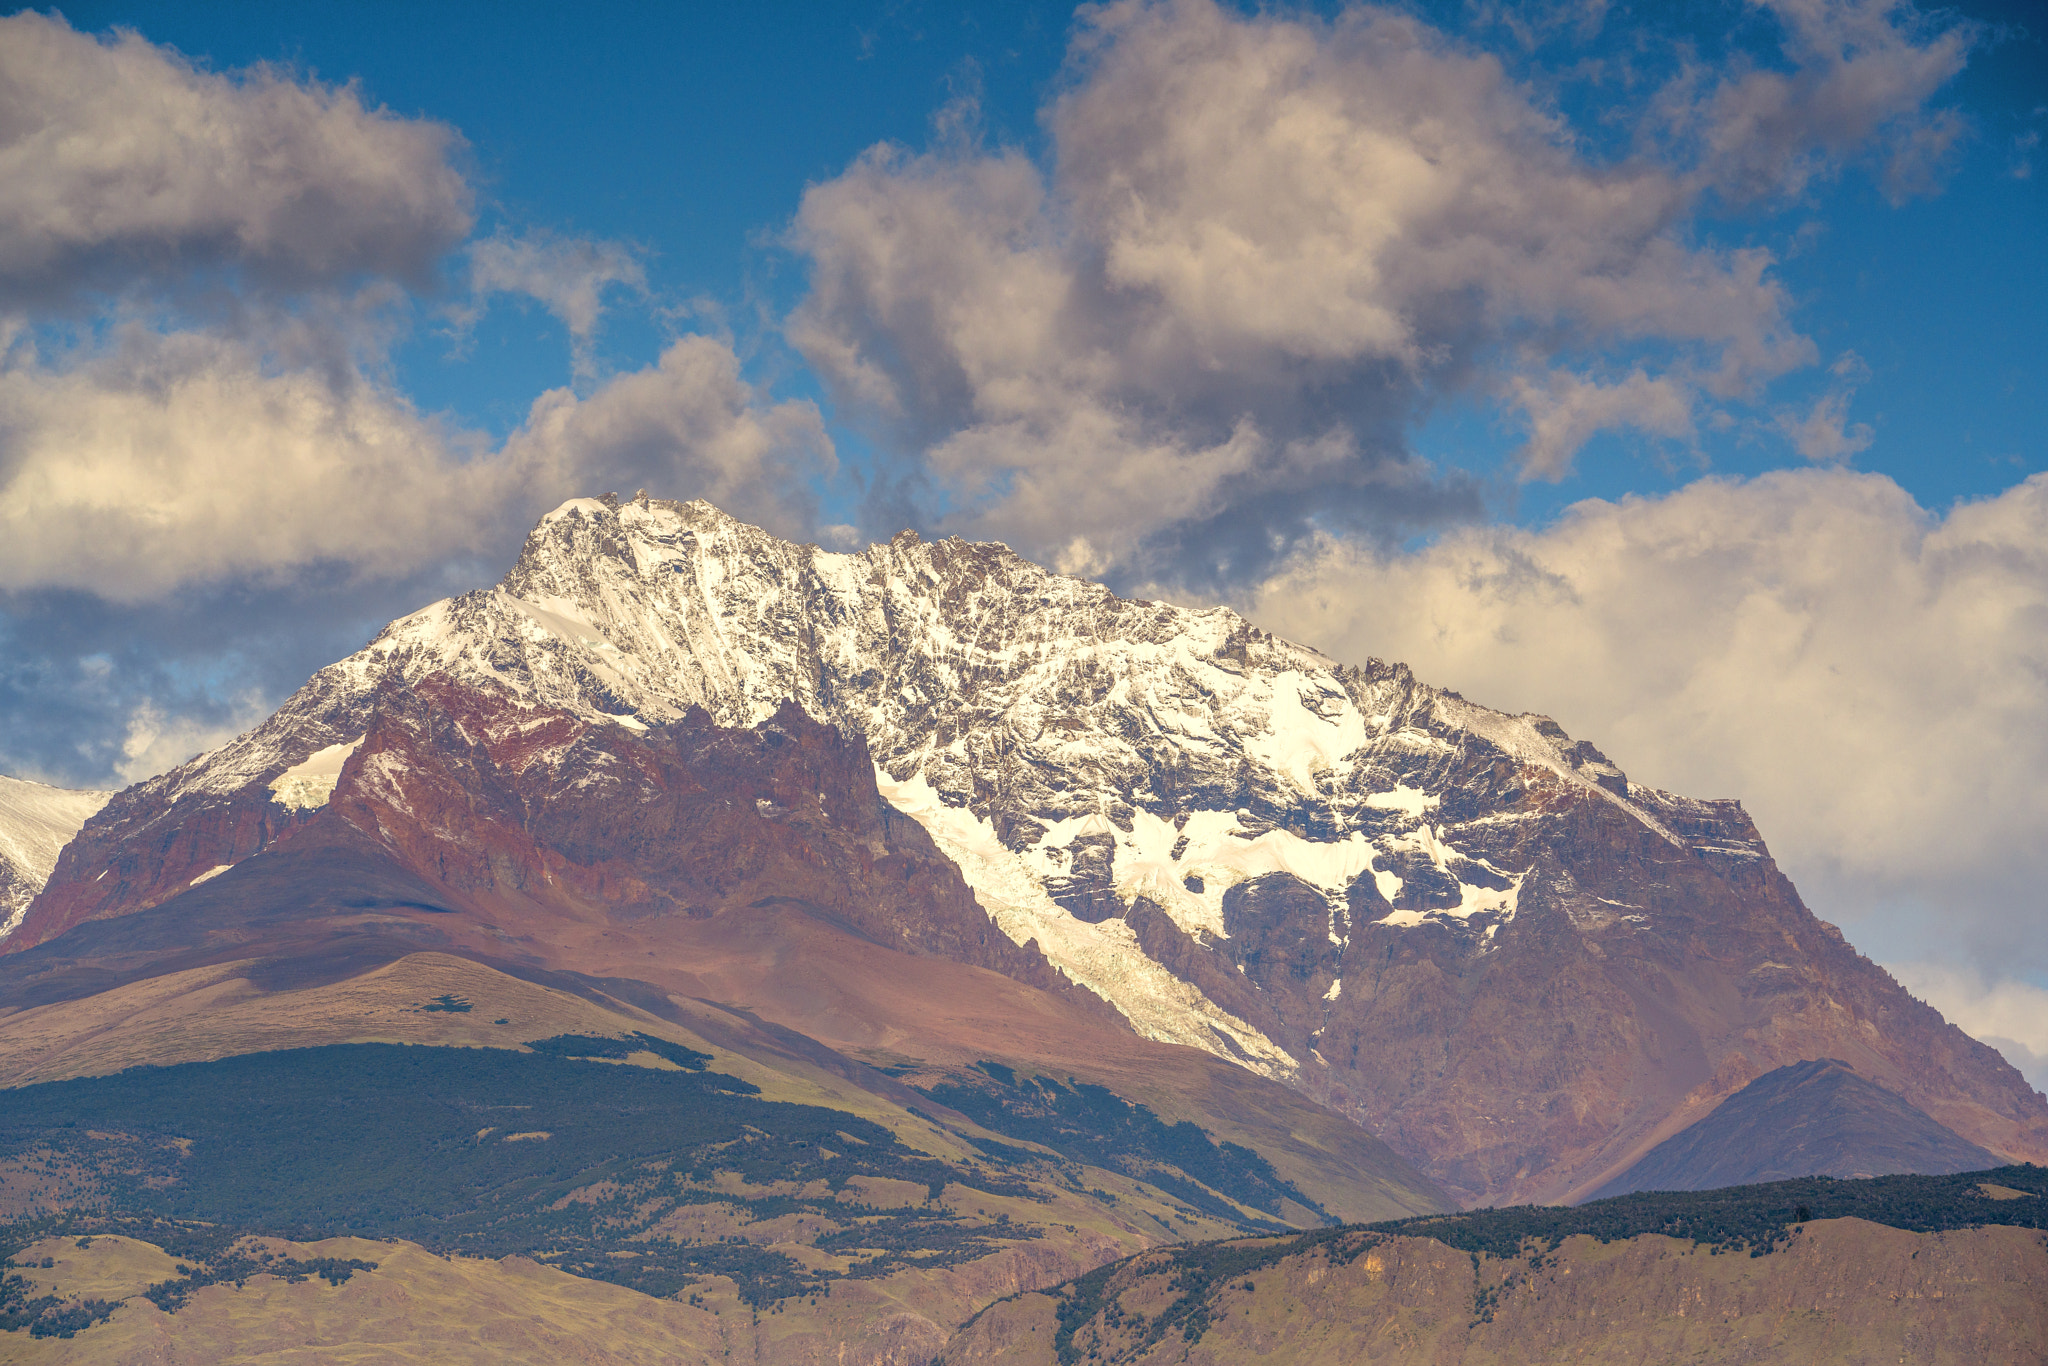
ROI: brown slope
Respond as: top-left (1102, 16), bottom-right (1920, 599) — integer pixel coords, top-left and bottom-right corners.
top-left (0, 964), bottom-right (1297, 1365)
top-left (12, 743), bottom-right (326, 950)
top-left (2, 1234), bottom-right (738, 1366)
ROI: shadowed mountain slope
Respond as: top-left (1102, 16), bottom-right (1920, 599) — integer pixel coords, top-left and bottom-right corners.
top-left (1592, 1058), bottom-right (2000, 1197)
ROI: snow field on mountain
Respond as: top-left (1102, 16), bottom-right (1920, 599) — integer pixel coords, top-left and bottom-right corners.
top-left (268, 736), bottom-right (365, 811)
top-left (875, 767), bottom-right (1299, 1079)
top-left (1239, 669), bottom-right (1375, 797)
top-left (0, 777), bottom-right (111, 884)
top-left (1094, 808), bottom-right (1382, 938)
top-left (1365, 784), bottom-right (1438, 819)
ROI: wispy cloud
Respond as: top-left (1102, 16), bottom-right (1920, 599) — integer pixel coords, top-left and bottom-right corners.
top-left (1511, 370), bottom-right (1697, 481)
top-left (461, 230), bottom-right (648, 384)
top-left (1657, 0), bottom-right (1978, 206)
top-left (115, 694), bottom-right (270, 785)
top-left (2013, 128), bottom-right (2040, 181)
top-left (1776, 353), bottom-right (1874, 461)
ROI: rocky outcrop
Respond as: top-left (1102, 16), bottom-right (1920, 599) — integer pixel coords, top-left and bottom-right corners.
top-left (17, 495), bottom-right (2046, 1203)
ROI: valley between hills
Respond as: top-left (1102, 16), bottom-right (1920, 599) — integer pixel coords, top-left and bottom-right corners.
top-left (1, 496), bottom-right (2043, 1363)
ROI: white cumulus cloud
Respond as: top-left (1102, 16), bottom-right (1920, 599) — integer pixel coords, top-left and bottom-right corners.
top-left (505, 336), bottom-right (834, 541)
top-left (0, 11), bottom-right (473, 307)
top-left (0, 329), bottom-right (497, 600)
top-left (0, 332), bottom-right (829, 601)
top-left (791, 0), bottom-right (1970, 582)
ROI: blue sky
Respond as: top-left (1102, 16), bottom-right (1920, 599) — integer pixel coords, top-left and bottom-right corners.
top-left (3, 0), bottom-right (2047, 1078)
top-left (45, 0), bottom-right (2045, 521)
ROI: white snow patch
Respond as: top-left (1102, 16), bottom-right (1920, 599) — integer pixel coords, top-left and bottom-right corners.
top-left (1378, 870), bottom-right (1526, 929)
top-left (875, 767), bottom-right (1298, 1080)
top-left (190, 864), bottom-right (234, 886)
top-left (1324, 977), bottom-right (1343, 1001)
top-left (0, 776), bottom-right (111, 941)
top-left (0, 776), bottom-right (111, 889)
top-left (268, 737), bottom-right (365, 811)
top-left (1084, 807), bottom-right (1383, 941)
top-left (1364, 784), bottom-right (1438, 820)
top-left (1238, 671), bottom-right (1370, 797)
top-left (540, 497), bottom-right (614, 525)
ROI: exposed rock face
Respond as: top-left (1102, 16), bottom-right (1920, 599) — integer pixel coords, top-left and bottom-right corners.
top-left (328, 676), bottom-right (1080, 994)
top-left (1594, 1059), bottom-right (1999, 1197)
top-left (0, 776), bottom-right (110, 941)
top-left (18, 495), bottom-right (2047, 1203)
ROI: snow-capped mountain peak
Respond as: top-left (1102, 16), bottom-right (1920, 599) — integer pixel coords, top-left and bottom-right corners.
top-left (25, 494), bottom-right (2037, 1207)
top-left (52, 496), bottom-right (1722, 1062)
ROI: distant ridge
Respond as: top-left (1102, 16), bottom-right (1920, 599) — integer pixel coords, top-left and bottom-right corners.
top-left (1593, 1059), bottom-right (1999, 1197)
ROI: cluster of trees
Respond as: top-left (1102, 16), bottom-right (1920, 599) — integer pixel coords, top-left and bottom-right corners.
top-left (0, 1248), bottom-right (117, 1340)
top-left (1366, 1163), bottom-right (2048, 1259)
top-left (1027, 1163), bottom-right (2047, 1363)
